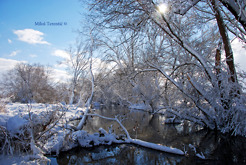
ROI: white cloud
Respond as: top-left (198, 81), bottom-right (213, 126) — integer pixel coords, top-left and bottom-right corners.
top-left (0, 58), bottom-right (26, 75)
top-left (54, 63), bottom-right (67, 69)
top-left (8, 39), bottom-right (12, 44)
top-left (52, 49), bottom-right (70, 59)
top-left (13, 29), bottom-right (50, 45)
top-left (91, 57), bottom-right (117, 74)
top-left (51, 69), bottom-right (71, 83)
top-left (9, 50), bottom-right (21, 57)
top-left (231, 39), bottom-right (246, 71)
top-left (29, 54), bottom-right (37, 58)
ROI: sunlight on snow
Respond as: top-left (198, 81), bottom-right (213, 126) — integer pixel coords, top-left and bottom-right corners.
top-left (157, 3), bottom-right (168, 14)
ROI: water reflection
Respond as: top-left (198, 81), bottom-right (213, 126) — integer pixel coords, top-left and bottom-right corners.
top-left (53, 107), bottom-right (246, 164)
top-left (57, 144), bottom-right (184, 165)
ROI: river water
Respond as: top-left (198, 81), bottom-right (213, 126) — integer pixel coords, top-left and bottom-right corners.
top-left (49, 107), bottom-right (246, 164)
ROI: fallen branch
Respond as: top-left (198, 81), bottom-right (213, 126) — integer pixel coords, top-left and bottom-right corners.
top-left (86, 113), bottom-right (184, 155)
top-left (129, 139), bottom-right (184, 155)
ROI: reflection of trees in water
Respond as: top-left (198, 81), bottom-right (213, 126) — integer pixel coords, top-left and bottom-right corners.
top-left (62, 108), bottom-right (246, 164)
top-left (203, 133), bottom-right (246, 164)
top-left (57, 144), bottom-right (183, 165)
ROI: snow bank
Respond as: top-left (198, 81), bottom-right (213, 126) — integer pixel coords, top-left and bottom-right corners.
top-left (43, 127), bottom-right (126, 155)
top-left (0, 114), bottom-right (9, 127)
top-left (6, 115), bottom-right (27, 134)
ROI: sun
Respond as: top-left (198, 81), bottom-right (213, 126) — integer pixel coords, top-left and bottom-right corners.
top-left (157, 3), bottom-right (168, 14)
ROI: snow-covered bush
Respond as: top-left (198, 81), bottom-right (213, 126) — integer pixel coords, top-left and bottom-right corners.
top-left (0, 104), bottom-right (64, 156)
top-left (0, 120), bottom-right (29, 155)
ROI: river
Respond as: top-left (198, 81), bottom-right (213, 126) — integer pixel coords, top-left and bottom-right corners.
top-left (48, 107), bottom-right (246, 164)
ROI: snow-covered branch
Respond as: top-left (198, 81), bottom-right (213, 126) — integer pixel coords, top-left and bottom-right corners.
top-left (148, 11), bottom-right (217, 88)
top-left (219, 0), bottom-right (246, 30)
top-left (147, 62), bottom-right (216, 128)
top-left (175, 0), bottom-right (201, 15)
top-left (86, 113), bottom-right (131, 139)
top-left (76, 30), bottom-right (95, 130)
top-left (85, 113), bottom-right (184, 155)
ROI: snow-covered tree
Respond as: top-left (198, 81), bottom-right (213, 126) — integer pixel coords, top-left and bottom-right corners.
top-left (61, 39), bottom-right (90, 105)
top-left (86, 0), bottom-right (246, 135)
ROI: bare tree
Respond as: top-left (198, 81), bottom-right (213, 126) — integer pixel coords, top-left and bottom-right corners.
top-left (61, 39), bottom-right (90, 105)
top-left (1, 63), bottom-right (57, 103)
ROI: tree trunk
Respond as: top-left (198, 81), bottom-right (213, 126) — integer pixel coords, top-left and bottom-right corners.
top-left (211, 0), bottom-right (238, 85)
top-left (69, 85), bottom-right (75, 105)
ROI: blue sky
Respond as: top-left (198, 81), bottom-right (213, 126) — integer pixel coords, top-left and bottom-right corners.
top-left (0, 0), bottom-right (245, 82)
top-left (0, 0), bottom-right (87, 81)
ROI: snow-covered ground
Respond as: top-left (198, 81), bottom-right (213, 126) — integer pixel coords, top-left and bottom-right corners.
top-left (0, 103), bottom-right (82, 135)
top-left (0, 102), bottom-right (83, 164)
top-left (0, 102), bottom-right (186, 164)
